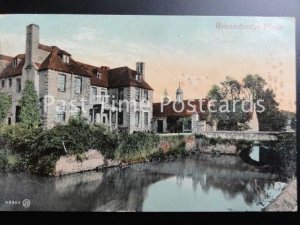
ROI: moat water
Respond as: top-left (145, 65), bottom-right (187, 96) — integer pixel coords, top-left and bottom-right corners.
top-left (0, 152), bottom-right (288, 211)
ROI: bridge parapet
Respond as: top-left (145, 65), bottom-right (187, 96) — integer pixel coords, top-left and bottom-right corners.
top-left (202, 131), bottom-right (279, 141)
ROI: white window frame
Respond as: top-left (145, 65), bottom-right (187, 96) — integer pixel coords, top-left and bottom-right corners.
top-left (100, 89), bottom-right (107, 103)
top-left (92, 87), bottom-right (97, 101)
top-left (57, 105), bottom-right (66, 123)
top-left (135, 111), bottom-right (140, 127)
top-left (58, 74), bottom-right (66, 92)
top-left (144, 90), bottom-right (149, 101)
top-left (96, 72), bottom-right (102, 79)
top-left (135, 88), bottom-right (140, 102)
top-left (74, 77), bottom-right (82, 94)
top-left (16, 78), bottom-right (21, 92)
top-left (144, 112), bottom-right (148, 126)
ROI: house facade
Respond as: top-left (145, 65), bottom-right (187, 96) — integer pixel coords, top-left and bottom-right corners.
top-left (0, 24), bottom-right (153, 133)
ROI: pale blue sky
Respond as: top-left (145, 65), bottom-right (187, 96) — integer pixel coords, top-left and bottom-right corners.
top-left (0, 15), bottom-right (296, 110)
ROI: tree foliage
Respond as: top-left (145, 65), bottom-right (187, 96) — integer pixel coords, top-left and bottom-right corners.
top-left (19, 80), bottom-right (42, 128)
top-left (207, 77), bottom-right (249, 130)
top-left (0, 94), bottom-right (11, 123)
top-left (242, 74), bottom-right (286, 131)
top-left (207, 74), bottom-right (287, 131)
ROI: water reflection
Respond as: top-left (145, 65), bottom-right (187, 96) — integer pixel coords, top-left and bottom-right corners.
top-left (0, 154), bottom-right (286, 212)
top-left (249, 145), bottom-right (260, 162)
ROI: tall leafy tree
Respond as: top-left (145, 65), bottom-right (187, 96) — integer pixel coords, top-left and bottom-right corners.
top-left (243, 74), bottom-right (286, 131)
top-left (207, 77), bottom-right (249, 130)
top-left (208, 74), bottom-right (287, 131)
top-left (19, 80), bottom-right (41, 128)
top-left (0, 94), bottom-right (11, 123)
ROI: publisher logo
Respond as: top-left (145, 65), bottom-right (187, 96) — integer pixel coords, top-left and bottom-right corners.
top-left (22, 199), bottom-right (31, 208)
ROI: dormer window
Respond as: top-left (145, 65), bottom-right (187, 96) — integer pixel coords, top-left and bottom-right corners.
top-left (13, 58), bottom-right (19, 68)
top-left (136, 74), bottom-right (142, 82)
top-left (59, 53), bottom-right (70, 64)
top-left (96, 72), bottom-right (102, 79)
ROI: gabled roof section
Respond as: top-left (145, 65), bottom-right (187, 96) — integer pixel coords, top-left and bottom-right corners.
top-left (108, 66), bottom-right (153, 90)
top-left (0, 54), bottom-right (13, 62)
top-left (77, 62), bottom-right (109, 88)
top-left (38, 43), bottom-right (54, 52)
top-left (153, 99), bottom-right (208, 118)
top-left (39, 46), bottom-right (89, 77)
top-left (0, 54), bottom-right (25, 78)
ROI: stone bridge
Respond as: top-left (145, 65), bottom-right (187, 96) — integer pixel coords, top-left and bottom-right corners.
top-left (157, 131), bottom-right (290, 141)
top-left (202, 131), bottom-right (282, 141)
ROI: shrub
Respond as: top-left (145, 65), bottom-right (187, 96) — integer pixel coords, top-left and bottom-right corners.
top-left (114, 132), bottom-right (160, 162)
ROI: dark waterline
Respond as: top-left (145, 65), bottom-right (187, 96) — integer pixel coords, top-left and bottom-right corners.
top-left (0, 153), bottom-right (287, 211)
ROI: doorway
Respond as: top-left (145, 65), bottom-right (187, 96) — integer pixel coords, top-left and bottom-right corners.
top-left (157, 120), bottom-right (163, 133)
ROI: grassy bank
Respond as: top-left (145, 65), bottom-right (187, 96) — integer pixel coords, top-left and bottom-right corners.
top-left (0, 118), bottom-right (191, 175)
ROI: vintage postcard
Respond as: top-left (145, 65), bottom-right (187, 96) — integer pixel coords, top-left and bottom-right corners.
top-left (0, 15), bottom-right (296, 211)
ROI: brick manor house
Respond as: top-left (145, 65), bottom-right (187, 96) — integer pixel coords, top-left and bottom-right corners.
top-left (0, 24), bottom-right (153, 133)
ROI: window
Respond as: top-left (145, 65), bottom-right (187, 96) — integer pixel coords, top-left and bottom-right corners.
top-left (60, 54), bottom-right (70, 64)
top-left (135, 74), bottom-right (141, 82)
top-left (8, 79), bottom-right (12, 88)
top-left (118, 111), bottom-right (123, 125)
top-left (96, 72), bottom-right (102, 79)
top-left (92, 87), bottom-right (97, 101)
top-left (13, 58), bottom-right (18, 68)
top-left (74, 77), bottom-right (82, 94)
top-left (135, 111), bottom-right (140, 127)
top-left (1, 80), bottom-right (5, 88)
top-left (144, 112), bottom-right (148, 126)
top-left (57, 105), bottom-right (66, 123)
top-left (72, 106), bottom-right (82, 117)
top-left (101, 90), bottom-right (107, 102)
top-left (144, 90), bottom-right (149, 101)
top-left (112, 112), bottom-right (116, 124)
top-left (135, 88), bottom-right (140, 102)
top-left (8, 117), bottom-right (11, 125)
top-left (195, 114), bottom-right (200, 121)
top-left (118, 88), bottom-right (124, 100)
top-left (58, 74), bottom-right (66, 92)
top-left (16, 78), bottom-right (21, 93)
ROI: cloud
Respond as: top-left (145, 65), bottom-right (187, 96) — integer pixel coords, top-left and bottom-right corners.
top-left (0, 33), bottom-right (24, 55)
top-left (72, 28), bottom-right (97, 41)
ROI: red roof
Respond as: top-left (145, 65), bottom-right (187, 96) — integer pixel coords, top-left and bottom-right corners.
top-left (153, 99), bottom-right (208, 118)
top-left (38, 46), bottom-right (90, 77)
top-left (38, 43), bottom-right (54, 52)
top-left (77, 62), bottom-right (109, 87)
top-left (1, 44), bottom-right (154, 90)
top-left (0, 54), bottom-right (13, 62)
top-left (0, 54), bottom-right (25, 78)
top-left (108, 67), bottom-right (153, 90)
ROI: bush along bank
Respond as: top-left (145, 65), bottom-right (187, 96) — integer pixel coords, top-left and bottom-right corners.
top-left (0, 117), bottom-right (194, 176)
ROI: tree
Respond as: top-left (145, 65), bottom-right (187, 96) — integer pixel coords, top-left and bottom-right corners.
top-left (243, 74), bottom-right (286, 131)
top-left (207, 77), bottom-right (249, 130)
top-left (0, 94), bottom-right (11, 123)
top-left (19, 80), bottom-right (41, 128)
top-left (207, 74), bottom-right (287, 131)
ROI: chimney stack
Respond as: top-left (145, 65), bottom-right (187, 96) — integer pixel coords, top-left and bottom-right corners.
top-left (25, 24), bottom-right (39, 67)
top-left (136, 62), bottom-right (145, 79)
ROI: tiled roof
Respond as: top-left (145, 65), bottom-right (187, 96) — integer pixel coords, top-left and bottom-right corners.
top-left (38, 43), bottom-right (54, 52)
top-left (0, 54), bottom-right (25, 78)
top-left (38, 46), bottom-right (90, 77)
top-left (153, 99), bottom-right (208, 118)
top-left (1, 43), bottom-right (154, 91)
top-left (77, 62), bottom-right (109, 87)
top-left (0, 54), bottom-right (13, 62)
top-left (108, 67), bottom-right (153, 90)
